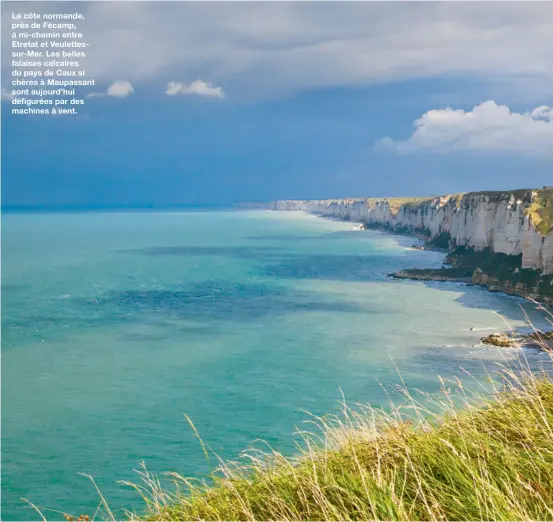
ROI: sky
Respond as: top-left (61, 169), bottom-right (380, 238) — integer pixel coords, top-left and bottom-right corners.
top-left (2, 1), bottom-right (553, 208)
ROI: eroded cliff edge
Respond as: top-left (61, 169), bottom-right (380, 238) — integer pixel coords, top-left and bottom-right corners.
top-left (267, 188), bottom-right (553, 306)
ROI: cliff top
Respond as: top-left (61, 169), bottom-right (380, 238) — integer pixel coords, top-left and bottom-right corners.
top-left (528, 188), bottom-right (553, 235)
top-left (272, 187), bottom-right (553, 235)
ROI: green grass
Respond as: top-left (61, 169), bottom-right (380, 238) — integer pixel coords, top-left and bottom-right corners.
top-left (365, 197), bottom-right (434, 216)
top-left (278, 188), bottom-right (553, 237)
top-left (38, 356), bottom-right (553, 522)
top-left (365, 188), bottom-right (553, 237)
top-left (386, 197), bottom-right (432, 215)
top-left (528, 188), bottom-right (553, 236)
top-left (35, 312), bottom-right (553, 522)
top-left (89, 350), bottom-right (553, 522)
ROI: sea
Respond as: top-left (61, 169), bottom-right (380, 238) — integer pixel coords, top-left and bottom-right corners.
top-left (2, 209), bottom-right (551, 520)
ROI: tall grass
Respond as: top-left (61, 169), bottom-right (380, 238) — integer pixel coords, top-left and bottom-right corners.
top-left (38, 309), bottom-right (553, 522)
top-left (120, 368), bottom-right (553, 521)
top-left (121, 372), bottom-right (553, 518)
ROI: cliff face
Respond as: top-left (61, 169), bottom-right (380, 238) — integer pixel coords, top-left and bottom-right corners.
top-left (270, 190), bottom-right (553, 275)
top-left (268, 188), bottom-right (553, 305)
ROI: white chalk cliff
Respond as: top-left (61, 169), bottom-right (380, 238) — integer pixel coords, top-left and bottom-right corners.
top-left (270, 190), bottom-right (553, 275)
top-left (267, 189), bottom-right (553, 305)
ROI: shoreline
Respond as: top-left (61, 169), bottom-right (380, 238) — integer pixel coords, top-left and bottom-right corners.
top-left (480, 331), bottom-right (553, 350)
top-left (264, 189), bottom-right (553, 308)
top-left (390, 268), bottom-right (472, 284)
top-left (298, 211), bottom-right (553, 349)
top-left (290, 209), bottom-right (553, 308)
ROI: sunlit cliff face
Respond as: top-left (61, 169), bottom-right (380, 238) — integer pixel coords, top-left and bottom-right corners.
top-left (270, 189), bottom-right (553, 276)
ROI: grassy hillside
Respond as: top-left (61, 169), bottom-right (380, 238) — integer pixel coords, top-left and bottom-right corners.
top-left (84, 356), bottom-right (553, 522)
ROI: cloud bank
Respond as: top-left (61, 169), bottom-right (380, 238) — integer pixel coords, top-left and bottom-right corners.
top-left (377, 101), bottom-right (553, 159)
top-left (165, 80), bottom-right (225, 98)
top-left (3, 2), bottom-right (552, 100)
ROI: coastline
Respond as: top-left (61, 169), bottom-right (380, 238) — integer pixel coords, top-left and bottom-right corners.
top-left (261, 189), bottom-right (553, 308)
top-left (5, 209), bottom-right (552, 520)
top-left (290, 209), bottom-right (553, 349)
top-left (117, 210), bottom-right (553, 521)
top-left (11, 209), bottom-right (552, 519)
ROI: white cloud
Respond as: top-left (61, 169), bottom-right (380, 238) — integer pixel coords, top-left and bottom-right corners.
top-left (165, 80), bottom-right (225, 98)
top-left (532, 105), bottom-right (553, 121)
top-left (376, 101), bottom-right (553, 159)
top-left (106, 80), bottom-right (135, 98)
top-left (3, 3), bottom-right (552, 100)
top-left (88, 80), bottom-right (134, 99)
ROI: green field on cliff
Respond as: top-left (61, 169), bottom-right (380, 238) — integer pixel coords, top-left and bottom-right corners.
top-left (57, 353), bottom-right (553, 522)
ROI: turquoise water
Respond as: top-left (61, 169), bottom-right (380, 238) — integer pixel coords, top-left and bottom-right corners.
top-left (2, 210), bottom-right (549, 520)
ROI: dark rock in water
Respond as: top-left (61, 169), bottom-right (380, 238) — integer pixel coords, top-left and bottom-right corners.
top-left (390, 268), bottom-right (473, 283)
top-left (268, 188), bottom-right (553, 306)
top-left (480, 330), bottom-right (553, 349)
top-left (481, 333), bottom-right (521, 348)
top-left (527, 330), bottom-right (553, 342)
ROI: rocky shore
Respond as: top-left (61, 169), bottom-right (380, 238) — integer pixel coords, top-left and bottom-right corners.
top-left (390, 268), bottom-right (472, 284)
top-left (480, 330), bottom-right (553, 350)
top-left (264, 188), bottom-right (553, 307)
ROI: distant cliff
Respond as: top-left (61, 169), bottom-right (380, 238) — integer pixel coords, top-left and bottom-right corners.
top-left (267, 188), bottom-right (553, 306)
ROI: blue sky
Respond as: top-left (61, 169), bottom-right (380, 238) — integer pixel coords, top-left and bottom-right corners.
top-left (2, 1), bottom-right (553, 208)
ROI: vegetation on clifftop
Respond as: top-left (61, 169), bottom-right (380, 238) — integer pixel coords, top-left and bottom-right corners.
top-left (528, 188), bottom-right (553, 235)
top-left (367, 188), bottom-right (553, 237)
top-left (96, 363), bottom-right (553, 522)
top-left (366, 197), bottom-right (432, 216)
top-left (46, 344), bottom-right (553, 522)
